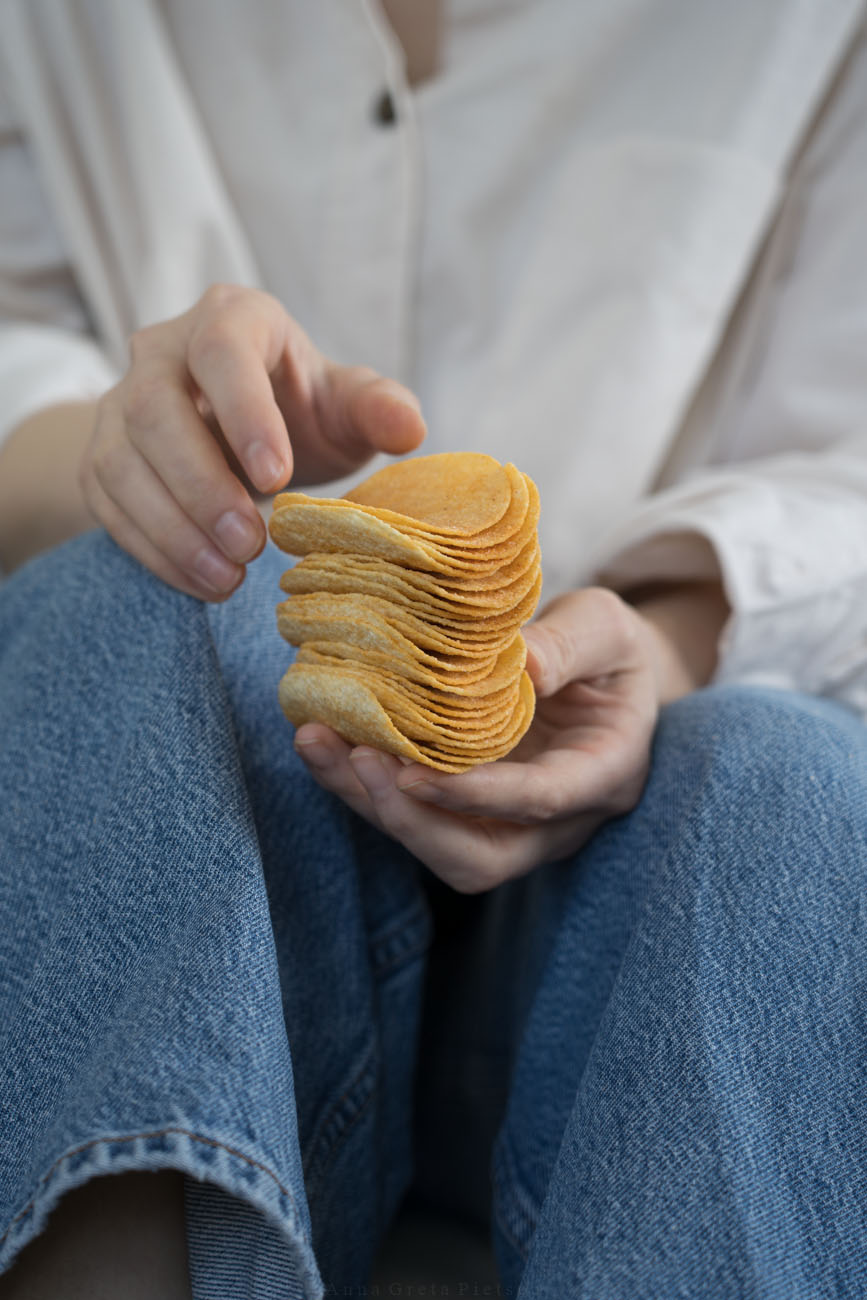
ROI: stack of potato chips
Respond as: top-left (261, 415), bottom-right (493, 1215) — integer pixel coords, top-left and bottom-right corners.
top-left (268, 452), bottom-right (541, 772)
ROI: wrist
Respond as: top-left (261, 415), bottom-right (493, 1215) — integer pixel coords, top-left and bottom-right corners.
top-left (0, 399), bottom-right (98, 572)
top-left (625, 579), bottom-right (730, 706)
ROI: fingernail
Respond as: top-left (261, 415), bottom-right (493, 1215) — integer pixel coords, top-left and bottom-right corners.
top-left (193, 546), bottom-right (241, 593)
top-left (350, 749), bottom-right (392, 794)
top-left (295, 737), bottom-right (331, 768)
top-left (214, 509), bottom-right (260, 561)
top-left (247, 440), bottom-right (284, 489)
top-left (398, 779), bottom-right (443, 803)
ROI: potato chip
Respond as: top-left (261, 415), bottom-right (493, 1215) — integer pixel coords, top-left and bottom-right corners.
top-left (278, 665), bottom-right (534, 772)
top-left (279, 540), bottom-right (540, 607)
top-left (269, 452), bottom-right (542, 768)
top-left (344, 452), bottom-right (513, 534)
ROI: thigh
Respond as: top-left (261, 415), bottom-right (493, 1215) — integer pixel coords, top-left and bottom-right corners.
top-left (207, 541), bottom-right (433, 1266)
top-left (492, 684), bottom-right (867, 1298)
top-left (0, 533), bottom-right (430, 1294)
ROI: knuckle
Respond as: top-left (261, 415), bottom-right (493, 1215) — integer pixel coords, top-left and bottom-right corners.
top-left (124, 372), bottom-right (169, 430)
top-left (522, 786), bottom-right (562, 824)
top-left (588, 584), bottom-right (636, 641)
top-left (92, 438), bottom-right (130, 491)
top-left (199, 282), bottom-right (241, 313)
top-left (538, 621), bottom-right (574, 685)
top-left (587, 584), bottom-right (625, 619)
top-left (187, 317), bottom-right (237, 369)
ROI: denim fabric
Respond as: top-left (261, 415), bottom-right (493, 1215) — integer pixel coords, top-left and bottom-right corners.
top-left (1, 530), bottom-right (866, 1299)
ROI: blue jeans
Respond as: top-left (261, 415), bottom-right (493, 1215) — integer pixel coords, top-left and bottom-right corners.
top-left (1, 530), bottom-right (866, 1299)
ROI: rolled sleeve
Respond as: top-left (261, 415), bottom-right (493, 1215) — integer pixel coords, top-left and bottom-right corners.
top-left (595, 17), bottom-right (867, 719)
top-left (0, 73), bottom-right (118, 451)
top-left (0, 323), bottom-right (118, 448)
top-left (595, 452), bottom-right (867, 717)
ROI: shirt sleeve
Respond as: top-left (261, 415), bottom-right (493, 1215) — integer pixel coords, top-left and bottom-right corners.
top-left (0, 78), bottom-right (118, 451)
top-left (594, 17), bottom-right (867, 719)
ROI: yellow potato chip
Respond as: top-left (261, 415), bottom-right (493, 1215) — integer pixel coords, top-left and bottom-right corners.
top-left (296, 654), bottom-right (531, 744)
top-left (270, 453), bottom-right (541, 768)
top-left (269, 468), bottom-right (538, 574)
top-left (296, 634), bottom-right (527, 692)
top-left (278, 457), bottom-right (525, 545)
top-left (279, 540), bottom-right (541, 608)
top-left (278, 664), bottom-right (534, 772)
top-left (343, 452), bottom-right (513, 534)
top-left (295, 645), bottom-right (519, 716)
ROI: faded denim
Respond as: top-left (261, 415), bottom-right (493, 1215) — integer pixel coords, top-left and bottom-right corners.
top-left (1, 531), bottom-right (866, 1299)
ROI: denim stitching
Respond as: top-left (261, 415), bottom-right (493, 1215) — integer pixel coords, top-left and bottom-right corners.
top-left (491, 1132), bottom-right (538, 1264)
top-left (302, 1042), bottom-right (378, 1198)
top-left (305, 1081), bottom-right (377, 1212)
top-left (367, 898), bottom-right (430, 954)
top-left (0, 1126), bottom-right (302, 1250)
top-left (371, 930), bottom-right (432, 980)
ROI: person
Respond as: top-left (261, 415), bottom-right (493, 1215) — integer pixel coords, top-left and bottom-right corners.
top-left (1, 1), bottom-right (866, 1296)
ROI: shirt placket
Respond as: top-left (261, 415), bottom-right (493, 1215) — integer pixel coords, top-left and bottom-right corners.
top-left (315, 0), bottom-right (422, 388)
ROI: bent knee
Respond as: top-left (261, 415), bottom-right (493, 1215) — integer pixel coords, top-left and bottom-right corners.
top-left (653, 684), bottom-right (867, 867)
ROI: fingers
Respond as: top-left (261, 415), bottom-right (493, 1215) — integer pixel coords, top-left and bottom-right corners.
top-left (86, 428), bottom-right (246, 597)
top-left (394, 743), bottom-right (641, 823)
top-left (104, 359), bottom-right (267, 564)
top-left (293, 724), bottom-right (378, 822)
top-left (81, 470), bottom-right (237, 602)
top-left (297, 733), bottom-right (598, 891)
top-left (94, 283), bottom-right (428, 599)
top-left (182, 287), bottom-right (295, 493)
top-left (523, 587), bottom-right (643, 697)
top-left (333, 367), bottom-right (426, 456)
top-left (289, 364), bottom-right (427, 484)
top-left (183, 286), bottom-right (425, 489)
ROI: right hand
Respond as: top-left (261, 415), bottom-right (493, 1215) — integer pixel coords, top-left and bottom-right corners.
top-left (80, 284), bottom-right (426, 600)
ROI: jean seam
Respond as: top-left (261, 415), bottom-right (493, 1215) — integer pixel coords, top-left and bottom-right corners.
top-left (491, 1128), bottom-right (543, 1266)
top-left (0, 1126), bottom-right (303, 1252)
top-left (367, 897), bottom-right (429, 952)
top-left (371, 930), bottom-right (431, 981)
top-left (302, 1040), bottom-right (378, 1203)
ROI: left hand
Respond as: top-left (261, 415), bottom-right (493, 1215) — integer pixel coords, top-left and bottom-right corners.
top-left (294, 586), bottom-right (660, 892)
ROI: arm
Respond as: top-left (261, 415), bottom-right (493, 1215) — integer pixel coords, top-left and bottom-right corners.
top-left (0, 294), bottom-right (427, 600)
top-left (624, 577), bottom-right (730, 706)
top-left (0, 82), bottom-right (426, 594)
top-left (0, 400), bottom-right (96, 573)
top-left (594, 16), bottom-right (867, 719)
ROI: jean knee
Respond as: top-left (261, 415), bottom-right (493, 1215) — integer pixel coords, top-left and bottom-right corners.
top-left (649, 684), bottom-right (867, 937)
top-left (660, 683), bottom-right (865, 818)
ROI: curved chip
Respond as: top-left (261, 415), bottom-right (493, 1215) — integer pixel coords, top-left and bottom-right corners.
top-left (270, 453), bottom-right (541, 769)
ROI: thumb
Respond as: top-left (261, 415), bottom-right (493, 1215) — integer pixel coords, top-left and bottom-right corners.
top-left (522, 588), bottom-right (637, 698)
top-left (325, 364), bottom-right (427, 460)
top-left (522, 617), bottom-right (579, 699)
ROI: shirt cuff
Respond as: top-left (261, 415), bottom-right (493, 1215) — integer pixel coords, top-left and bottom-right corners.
top-left (593, 467), bottom-right (867, 719)
top-left (0, 323), bottom-right (118, 449)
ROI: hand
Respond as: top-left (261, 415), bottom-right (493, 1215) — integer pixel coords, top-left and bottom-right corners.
top-left (295, 587), bottom-right (660, 892)
top-left (80, 284), bottom-right (426, 600)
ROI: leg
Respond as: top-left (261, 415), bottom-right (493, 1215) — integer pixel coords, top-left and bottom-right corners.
top-left (491, 685), bottom-right (867, 1298)
top-left (0, 1173), bottom-right (189, 1300)
top-left (0, 532), bottom-right (430, 1297)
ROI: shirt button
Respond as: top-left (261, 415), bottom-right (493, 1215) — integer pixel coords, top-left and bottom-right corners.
top-left (373, 89), bottom-right (397, 126)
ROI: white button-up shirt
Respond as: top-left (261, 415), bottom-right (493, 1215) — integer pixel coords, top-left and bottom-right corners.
top-left (1, 0), bottom-right (866, 714)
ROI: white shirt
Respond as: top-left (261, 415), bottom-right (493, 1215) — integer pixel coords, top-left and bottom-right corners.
top-left (1, 0), bottom-right (867, 715)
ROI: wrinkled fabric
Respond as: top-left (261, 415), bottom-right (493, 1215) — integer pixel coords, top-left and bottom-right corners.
top-left (2, 531), bottom-right (866, 1297)
top-left (2, 3), bottom-right (867, 709)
